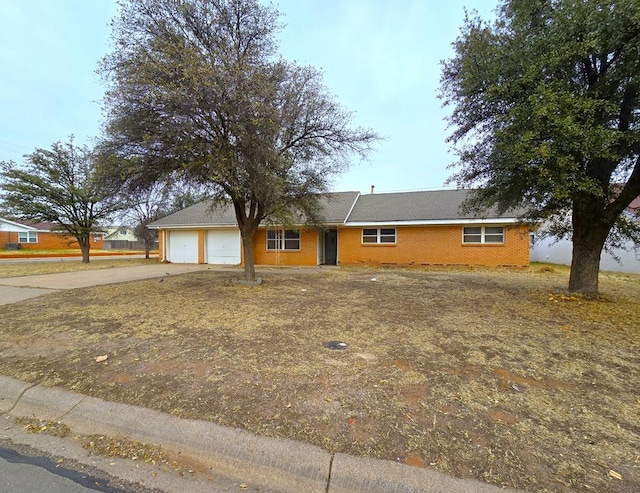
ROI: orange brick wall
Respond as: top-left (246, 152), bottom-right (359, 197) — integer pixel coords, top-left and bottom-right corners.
top-left (198, 231), bottom-right (206, 264)
top-left (0, 231), bottom-right (103, 250)
top-left (338, 224), bottom-right (530, 267)
top-left (157, 230), bottom-right (165, 260)
top-left (155, 224), bottom-right (530, 267)
top-left (253, 228), bottom-right (319, 266)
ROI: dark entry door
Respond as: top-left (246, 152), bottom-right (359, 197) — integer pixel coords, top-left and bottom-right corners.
top-left (324, 229), bottom-right (337, 265)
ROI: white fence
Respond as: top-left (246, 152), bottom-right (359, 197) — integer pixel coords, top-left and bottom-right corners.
top-left (530, 237), bottom-right (640, 274)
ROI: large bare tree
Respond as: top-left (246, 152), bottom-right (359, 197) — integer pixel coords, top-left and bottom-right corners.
top-left (99, 0), bottom-right (378, 281)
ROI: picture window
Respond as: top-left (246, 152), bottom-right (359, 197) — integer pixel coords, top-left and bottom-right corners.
top-left (267, 229), bottom-right (300, 250)
top-left (18, 232), bottom-right (38, 243)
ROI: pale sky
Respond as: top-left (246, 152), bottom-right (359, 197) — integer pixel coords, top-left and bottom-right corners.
top-left (0, 0), bottom-right (497, 194)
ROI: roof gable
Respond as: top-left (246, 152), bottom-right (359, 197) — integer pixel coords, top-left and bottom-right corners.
top-left (0, 217), bottom-right (39, 232)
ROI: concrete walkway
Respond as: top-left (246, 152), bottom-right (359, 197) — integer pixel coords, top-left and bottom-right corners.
top-left (0, 264), bottom-right (211, 305)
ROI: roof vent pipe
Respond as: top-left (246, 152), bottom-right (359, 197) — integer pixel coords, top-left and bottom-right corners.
top-left (371, 185), bottom-right (375, 194)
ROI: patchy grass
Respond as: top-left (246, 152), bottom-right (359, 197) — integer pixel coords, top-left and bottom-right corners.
top-left (0, 258), bottom-right (157, 278)
top-left (0, 265), bottom-right (638, 492)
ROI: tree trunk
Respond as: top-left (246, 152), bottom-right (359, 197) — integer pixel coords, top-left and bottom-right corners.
top-left (79, 235), bottom-right (91, 263)
top-left (568, 212), bottom-right (609, 296)
top-left (144, 242), bottom-right (150, 259)
top-left (241, 231), bottom-right (256, 281)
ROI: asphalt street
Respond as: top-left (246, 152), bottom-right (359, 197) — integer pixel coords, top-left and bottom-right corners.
top-left (0, 443), bottom-right (139, 493)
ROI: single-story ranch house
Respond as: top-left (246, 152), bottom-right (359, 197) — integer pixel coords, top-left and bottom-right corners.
top-left (0, 218), bottom-right (104, 250)
top-left (149, 189), bottom-right (530, 268)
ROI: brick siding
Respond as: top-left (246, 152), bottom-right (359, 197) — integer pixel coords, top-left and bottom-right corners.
top-left (1, 231), bottom-right (103, 250)
top-left (338, 224), bottom-right (529, 267)
top-left (253, 228), bottom-right (318, 266)
top-left (156, 223), bottom-right (530, 268)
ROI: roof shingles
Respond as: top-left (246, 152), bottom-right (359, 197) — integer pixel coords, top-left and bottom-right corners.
top-left (345, 189), bottom-right (513, 222)
top-left (149, 189), bottom-right (521, 228)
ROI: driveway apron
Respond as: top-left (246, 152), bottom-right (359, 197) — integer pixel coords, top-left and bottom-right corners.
top-left (0, 264), bottom-right (210, 305)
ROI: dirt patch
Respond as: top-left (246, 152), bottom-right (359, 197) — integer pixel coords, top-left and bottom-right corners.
top-left (0, 266), bottom-right (639, 492)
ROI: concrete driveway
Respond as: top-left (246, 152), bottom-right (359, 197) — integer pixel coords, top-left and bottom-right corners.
top-left (0, 264), bottom-right (212, 305)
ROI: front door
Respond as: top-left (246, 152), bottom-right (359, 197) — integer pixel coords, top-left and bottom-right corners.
top-left (324, 229), bottom-right (337, 265)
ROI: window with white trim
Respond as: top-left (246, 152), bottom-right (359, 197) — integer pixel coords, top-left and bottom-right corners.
top-left (266, 229), bottom-right (300, 250)
top-left (463, 226), bottom-right (504, 244)
top-left (362, 228), bottom-right (396, 244)
top-left (18, 232), bottom-right (38, 243)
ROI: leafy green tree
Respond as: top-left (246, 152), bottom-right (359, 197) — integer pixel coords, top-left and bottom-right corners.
top-left (440, 0), bottom-right (640, 295)
top-left (0, 139), bottom-right (122, 262)
top-left (99, 0), bottom-right (378, 281)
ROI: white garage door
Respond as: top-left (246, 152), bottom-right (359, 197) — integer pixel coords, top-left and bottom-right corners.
top-left (206, 229), bottom-right (241, 264)
top-left (168, 231), bottom-right (199, 263)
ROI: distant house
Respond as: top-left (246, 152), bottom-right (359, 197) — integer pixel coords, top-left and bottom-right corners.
top-left (148, 189), bottom-right (530, 268)
top-left (530, 196), bottom-right (640, 274)
top-left (103, 226), bottom-right (156, 251)
top-left (0, 218), bottom-right (104, 250)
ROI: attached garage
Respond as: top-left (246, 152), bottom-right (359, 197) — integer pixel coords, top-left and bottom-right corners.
top-left (167, 230), bottom-right (199, 263)
top-left (206, 229), bottom-right (241, 264)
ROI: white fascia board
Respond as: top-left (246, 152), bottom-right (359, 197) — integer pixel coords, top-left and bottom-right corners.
top-left (148, 223), bottom-right (238, 230)
top-left (0, 218), bottom-right (39, 231)
top-left (344, 218), bottom-right (521, 227)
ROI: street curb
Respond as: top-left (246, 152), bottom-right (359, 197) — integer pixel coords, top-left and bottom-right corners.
top-left (0, 376), bottom-right (32, 413)
top-left (64, 395), bottom-right (331, 492)
top-left (329, 453), bottom-right (507, 493)
top-left (1, 376), bottom-right (521, 493)
top-left (3, 376), bottom-right (330, 492)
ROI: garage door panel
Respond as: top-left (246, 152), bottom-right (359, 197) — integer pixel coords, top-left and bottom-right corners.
top-left (168, 231), bottom-right (198, 263)
top-left (207, 229), bottom-right (240, 264)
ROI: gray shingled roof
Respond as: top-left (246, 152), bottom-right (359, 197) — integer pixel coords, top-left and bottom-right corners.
top-left (345, 189), bottom-right (517, 223)
top-left (149, 190), bottom-right (521, 228)
top-left (148, 191), bottom-right (360, 228)
top-left (149, 201), bottom-right (238, 228)
top-left (317, 191), bottom-right (359, 223)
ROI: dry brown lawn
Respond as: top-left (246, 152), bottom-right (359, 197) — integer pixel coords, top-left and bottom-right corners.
top-left (0, 258), bottom-right (156, 278)
top-left (0, 263), bottom-right (638, 492)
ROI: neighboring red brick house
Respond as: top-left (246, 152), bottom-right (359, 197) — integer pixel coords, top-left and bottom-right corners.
top-left (148, 190), bottom-right (530, 268)
top-left (0, 218), bottom-right (104, 250)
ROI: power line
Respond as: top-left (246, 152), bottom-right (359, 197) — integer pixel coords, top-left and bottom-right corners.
top-left (0, 147), bottom-right (24, 156)
top-left (0, 140), bottom-right (31, 151)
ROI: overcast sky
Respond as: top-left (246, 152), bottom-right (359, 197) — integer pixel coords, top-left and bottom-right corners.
top-left (0, 0), bottom-right (497, 194)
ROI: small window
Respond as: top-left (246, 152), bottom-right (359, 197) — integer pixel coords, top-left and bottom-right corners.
top-left (484, 227), bottom-right (505, 243)
top-left (18, 232), bottom-right (38, 243)
top-left (362, 228), bottom-right (379, 243)
top-left (267, 229), bottom-right (300, 250)
top-left (463, 226), bottom-right (504, 244)
top-left (362, 228), bottom-right (396, 244)
top-left (463, 227), bottom-right (482, 243)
